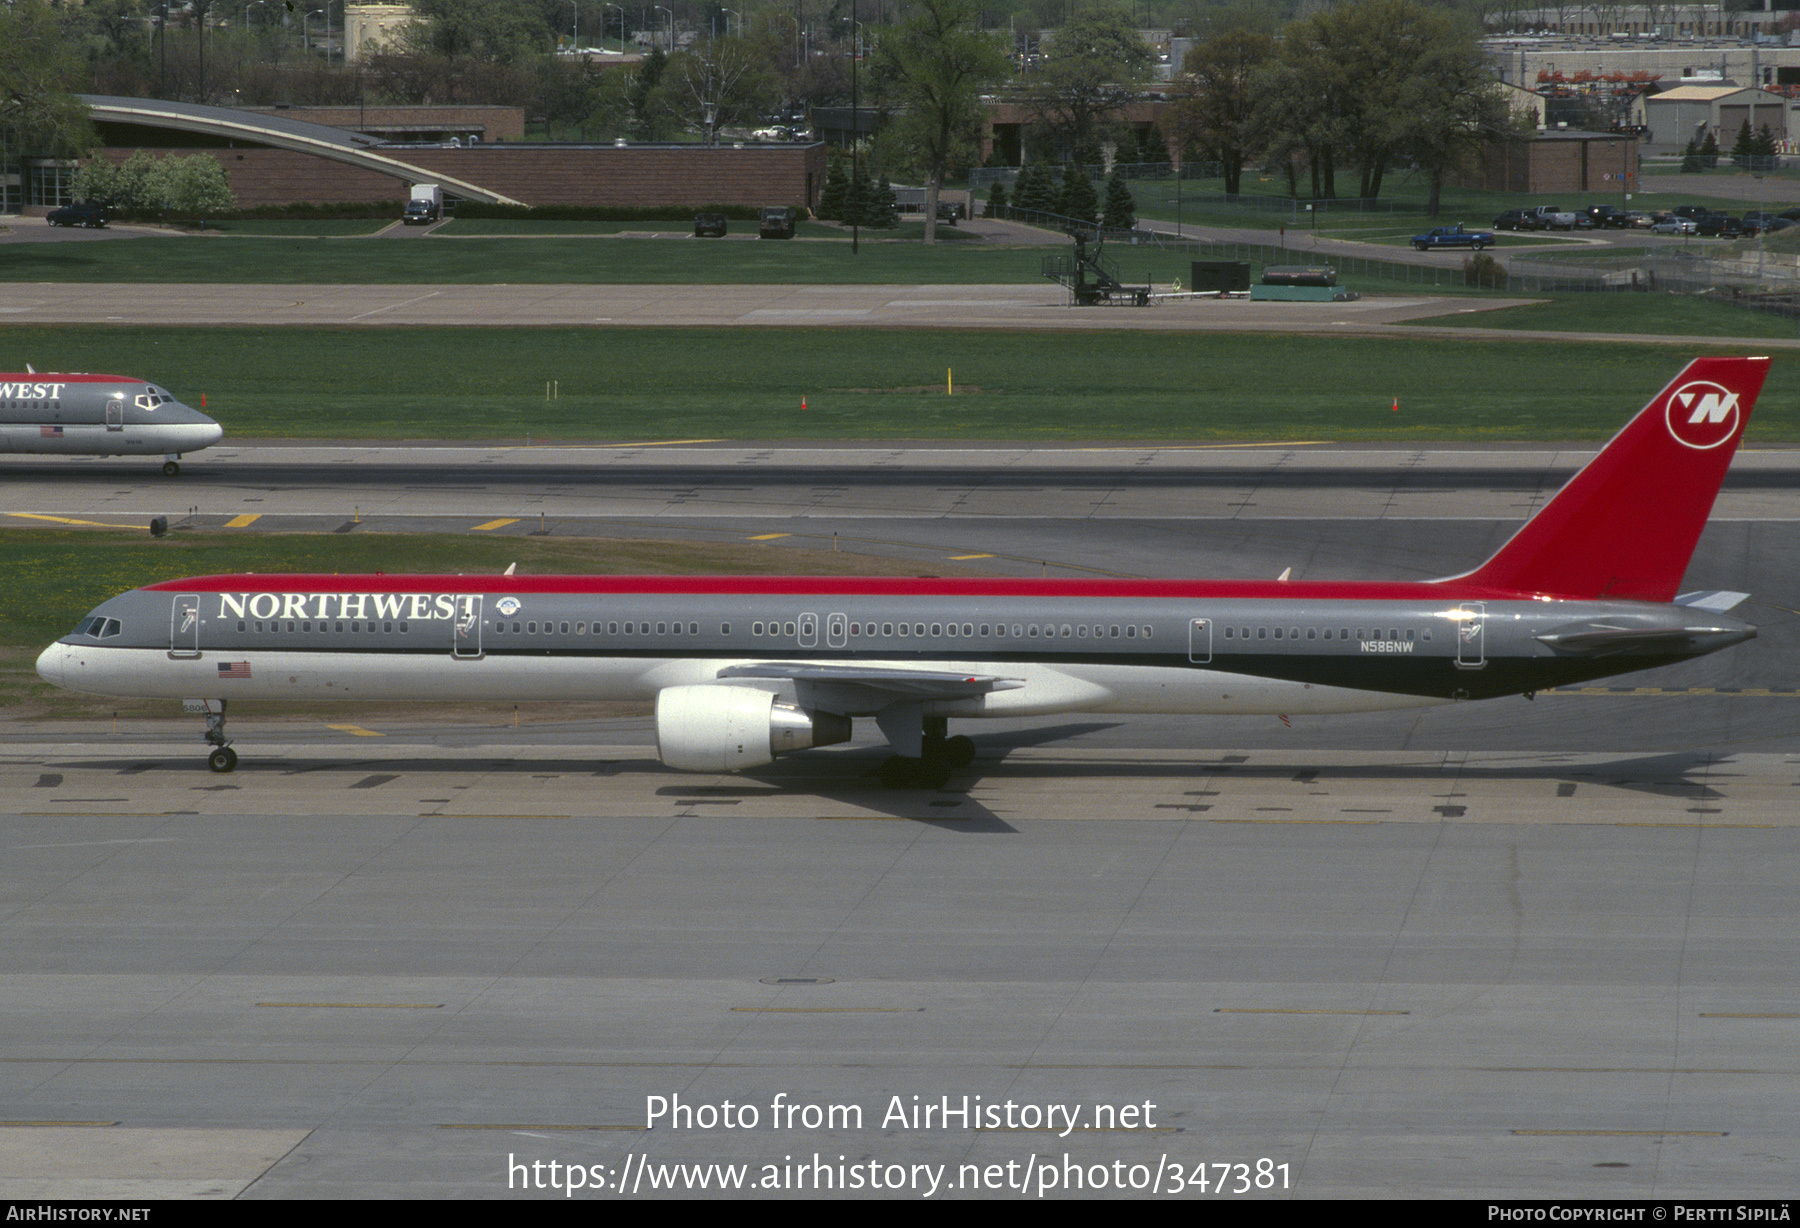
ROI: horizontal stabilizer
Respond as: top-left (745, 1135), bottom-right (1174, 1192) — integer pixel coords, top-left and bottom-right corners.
top-left (1675, 590), bottom-right (1751, 612)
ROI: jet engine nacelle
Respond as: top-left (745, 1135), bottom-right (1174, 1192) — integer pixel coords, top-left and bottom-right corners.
top-left (655, 685), bottom-right (852, 772)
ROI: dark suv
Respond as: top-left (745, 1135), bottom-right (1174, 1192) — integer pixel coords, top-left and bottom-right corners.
top-left (1492, 208), bottom-right (1536, 231)
top-left (693, 212), bottom-right (728, 237)
top-left (47, 202), bottom-right (108, 228)
top-left (759, 206), bottom-right (797, 239)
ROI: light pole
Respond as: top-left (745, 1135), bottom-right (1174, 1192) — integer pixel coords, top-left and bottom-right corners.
top-left (653, 4), bottom-right (671, 50)
top-left (568, 0), bottom-right (578, 49)
top-left (241, 1), bottom-right (269, 68)
top-left (305, 8), bottom-right (323, 53)
top-left (722, 7), bottom-right (740, 38)
top-left (605, 3), bottom-right (624, 52)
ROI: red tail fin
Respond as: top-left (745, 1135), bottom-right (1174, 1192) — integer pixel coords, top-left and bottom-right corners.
top-left (1457, 356), bottom-right (1768, 601)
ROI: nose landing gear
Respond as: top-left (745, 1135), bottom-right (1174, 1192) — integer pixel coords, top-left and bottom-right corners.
top-left (188, 698), bottom-right (236, 772)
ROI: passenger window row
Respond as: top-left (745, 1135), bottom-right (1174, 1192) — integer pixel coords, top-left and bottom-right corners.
top-left (1219, 626), bottom-right (1429, 642)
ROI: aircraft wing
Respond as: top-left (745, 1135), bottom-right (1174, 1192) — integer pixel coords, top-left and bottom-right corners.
top-left (716, 662), bottom-right (1026, 698)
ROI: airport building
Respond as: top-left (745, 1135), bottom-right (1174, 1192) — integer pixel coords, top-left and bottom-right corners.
top-left (10, 95), bottom-right (825, 215)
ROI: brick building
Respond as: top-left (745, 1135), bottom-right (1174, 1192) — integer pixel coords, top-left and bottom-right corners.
top-left (19, 95), bottom-right (824, 214)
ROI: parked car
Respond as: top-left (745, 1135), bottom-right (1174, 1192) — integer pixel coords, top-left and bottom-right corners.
top-left (1583, 205), bottom-right (1629, 228)
top-left (693, 212), bottom-right (728, 237)
top-left (935, 200), bottom-right (964, 226)
top-left (1492, 208), bottom-right (1542, 231)
top-left (1649, 216), bottom-right (1698, 235)
top-left (1620, 211), bottom-right (1654, 229)
top-left (758, 206), bottom-right (797, 239)
top-left (46, 202), bottom-right (108, 228)
top-left (1411, 225), bottom-right (1496, 251)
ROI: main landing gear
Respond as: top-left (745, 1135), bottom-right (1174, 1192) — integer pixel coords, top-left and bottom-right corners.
top-left (877, 714), bottom-right (976, 789)
top-left (201, 701), bottom-right (237, 772)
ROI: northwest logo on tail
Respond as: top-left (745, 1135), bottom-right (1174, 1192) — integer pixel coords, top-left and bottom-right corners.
top-left (1665, 380), bottom-right (1741, 450)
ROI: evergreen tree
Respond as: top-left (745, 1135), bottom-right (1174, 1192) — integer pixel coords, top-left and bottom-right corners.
top-left (1012, 163), bottom-right (1056, 214)
top-left (845, 163), bottom-right (871, 226)
top-left (985, 179), bottom-right (1008, 218)
top-left (871, 175), bottom-right (900, 228)
top-left (1060, 167), bottom-right (1099, 225)
top-left (1140, 123), bottom-right (1172, 174)
top-left (818, 153), bottom-right (850, 221)
top-left (1699, 129), bottom-right (1719, 168)
top-left (1102, 172), bottom-right (1135, 229)
top-left (1755, 123), bottom-right (1779, 160)
top-left (1731, 118), bottom-right (1754, 160)
top-left (1680, 137), bottom-right (1704, 174)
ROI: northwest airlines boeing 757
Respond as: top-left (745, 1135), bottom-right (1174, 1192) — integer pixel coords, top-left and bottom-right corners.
top-left (1, 371), bottom-right (222, 474)
top-left (38, 357), bottom-right (1768, 785)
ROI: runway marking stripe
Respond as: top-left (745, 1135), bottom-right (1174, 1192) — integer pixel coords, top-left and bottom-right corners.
top-left (471, 518), bottom-right (518, 531)
top-left (1551, 686), bottom-right (1798, 695)
top-left (749, 533), bottom-right (790, 540)
top-left (1215, 1008), bottom-right (1409, 1015)
top-left (440, 1123), bottom-right (641, 1130)
top-left (1511, 1130), bottom-right (1726, 1137)
top-left (7, 513), bottom-right (135, 527)
top-left (328, 724), bottom-right (384, 736)
top-left (224, 513), bottom-right (260, 528)
top-left (729, 1007), bottom-right (916, 1014)
top-left (257, 993), bottom-right (442, 1001)
top-left (950, 553), bottom-right (995, 560)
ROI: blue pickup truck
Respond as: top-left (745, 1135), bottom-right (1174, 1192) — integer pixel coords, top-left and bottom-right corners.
top-left (1411, 225), bottom-right (1495, 251)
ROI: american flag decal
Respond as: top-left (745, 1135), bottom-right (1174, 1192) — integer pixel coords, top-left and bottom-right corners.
top-left (217, 661), bottom-right (252, 679)
top-left (39, 425), bottom-right (62, 438)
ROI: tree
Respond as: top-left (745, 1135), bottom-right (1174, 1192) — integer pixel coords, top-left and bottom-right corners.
top-left (1012, 162), bottom-right (1058, 214)
top-left (152, 153), bottom-right (236, 219)
top-left (876, 0), bottom-right (1011, 242)
top-left (1019, 6), bottom-right (1152, 166)
top-left (1058, 166), bottom-right (1098, 224)
top-left (1169, 29), bottom-right (1274, 197)
top-left (404, 0), bottom-right (547, 60)
top-left (1102, 171), bottom-right (1135, 228)
top-left (818, 151), bottom-right (851, 221)
top-left (1730, 117), bottom-right (1754, 163)
top-left (0, 0), bottom-right (96, 171)
top-left (1264, 0), bottom-right (1506, 206)
top-left (656, 36), bottom-right (781, 142)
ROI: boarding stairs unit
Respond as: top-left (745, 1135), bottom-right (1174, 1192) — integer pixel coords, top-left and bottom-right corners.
top-left (1041, 232), bottom-right (1154, 306)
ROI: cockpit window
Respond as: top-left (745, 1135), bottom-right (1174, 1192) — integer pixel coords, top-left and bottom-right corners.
top-left (70, 616), bottom-right (121, 638)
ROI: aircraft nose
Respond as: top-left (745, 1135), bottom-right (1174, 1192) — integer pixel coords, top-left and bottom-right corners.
top-left (35, 643), bottom-right (66, 689)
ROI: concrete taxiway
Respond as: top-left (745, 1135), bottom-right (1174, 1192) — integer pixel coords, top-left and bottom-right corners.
top-left (0, 280), bottom-right (1544, 333)
top-left (4, 440), bottom-right (1800, 1198)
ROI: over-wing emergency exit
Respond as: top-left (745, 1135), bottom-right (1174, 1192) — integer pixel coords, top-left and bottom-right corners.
top-left (37, 358), bottom-right (1768, 785)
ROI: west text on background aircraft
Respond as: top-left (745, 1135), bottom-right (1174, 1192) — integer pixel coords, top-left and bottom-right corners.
top-left (0, 371), bottom-right (223, 475)
top-left (37, 358), bottom-right (1767, 786)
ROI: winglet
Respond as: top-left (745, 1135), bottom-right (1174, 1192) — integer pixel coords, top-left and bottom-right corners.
top-left (1456, 357), bottom-right (1768, 601)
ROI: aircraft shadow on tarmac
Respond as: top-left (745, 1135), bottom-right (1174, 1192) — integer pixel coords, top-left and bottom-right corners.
top-left (52, 738), bottom-right (1726, 828)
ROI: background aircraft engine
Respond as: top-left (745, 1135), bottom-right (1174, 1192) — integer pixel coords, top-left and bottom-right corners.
top-left (655, 685), bottom-right (852, 772)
